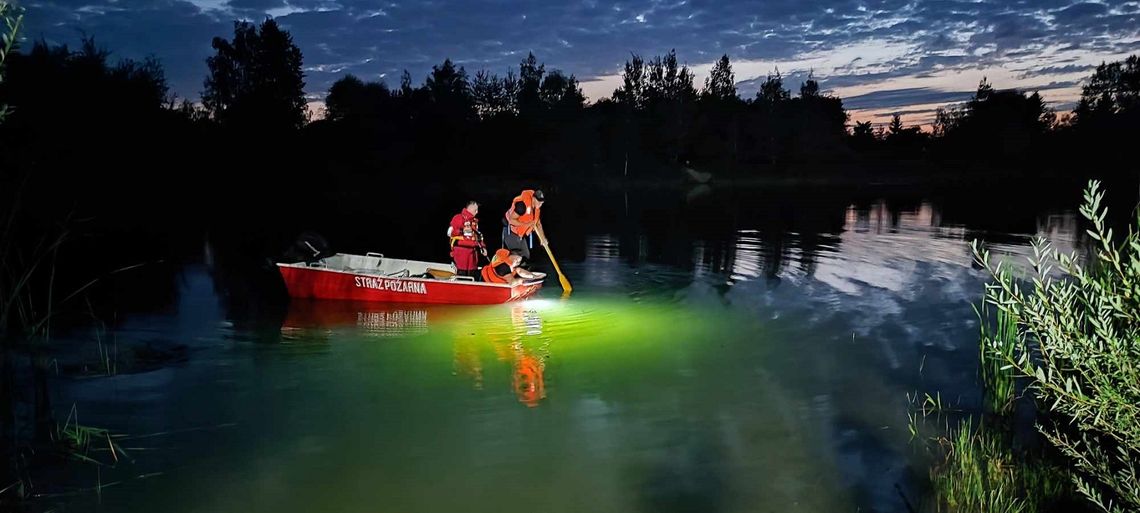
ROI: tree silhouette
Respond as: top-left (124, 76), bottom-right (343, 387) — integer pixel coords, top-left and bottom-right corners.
top-left (888, 114), bottom-right (904, 135)
top-left (613, 53), bottom-right (647, 109)
top-left (694, 54), bottom-right (741, 166)
top-left (609, 50), bottom-right (697, 171)
top-left (934, 78), bottom-right (1054, 161)
top-left (539, 69), bottom-right (585, 110)
top-left (321, 72), bottom-right (402, 163)
top-left (0, 35), bottom-right (200, 233)
top-left (1074, 55), bottom-right (1139, 125)
top-left (645, 50), bottom-right (696, 104)
top-left (203, 19), bottom-right (306, 130)
top-left (800, 74), bottom-right (820, 99)
top-left (324, 74), bottom-right (392, 122)
top-left (3, 34), bottom-right (1138, 280)
top-left (743, 70), bottom-right (792, 164)
top-left (517, 52), bottom-right (544, 116)
top-left (850, 120), bottom-right (877, 152)
top-left (426, 59), bottom-right (471, 108)
top-left (3, 37), bottom-right (170, 131)
top-left (701, 54), bottom-right (736, 100)
top-left (790, 74), bottom-right (847, 160)
top-left (884, 113), bottom-right (926, 158)
top-left (757, 70), bottom-right (790, 103)
top-left (472, 69), bottom-right (518, 119)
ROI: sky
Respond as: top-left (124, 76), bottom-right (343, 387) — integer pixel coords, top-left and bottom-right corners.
top-left (17, 0), bottom-right (1140, 127)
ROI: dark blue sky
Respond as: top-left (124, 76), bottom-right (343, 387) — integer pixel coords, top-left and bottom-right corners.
top-left (18, 0), bottom-right (1140, 125)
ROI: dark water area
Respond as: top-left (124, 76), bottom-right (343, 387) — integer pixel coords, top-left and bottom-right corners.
top-left (17, 176), bottom-right (1124, 512)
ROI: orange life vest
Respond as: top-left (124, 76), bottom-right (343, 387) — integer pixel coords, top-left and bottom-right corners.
top-left (481, 248), bottom-right (513, 284)
top-left (505, 190), bottom-right (541, 237)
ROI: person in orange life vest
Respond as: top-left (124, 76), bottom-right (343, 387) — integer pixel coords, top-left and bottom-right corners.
top-left (448, 200), bottom-right (486, 277)
top-left (481, 249), bottom-right (544, 285)
top-left (502, 189), bottom-right (544, 262)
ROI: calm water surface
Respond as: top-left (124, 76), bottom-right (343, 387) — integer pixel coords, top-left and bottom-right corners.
top-left (41, 185), bottom-right (1087, 513)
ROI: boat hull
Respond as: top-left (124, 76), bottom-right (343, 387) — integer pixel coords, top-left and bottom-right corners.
top-left (277, 265), bottom-right (542, 304)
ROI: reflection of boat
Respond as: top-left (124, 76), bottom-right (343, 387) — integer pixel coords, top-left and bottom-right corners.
top-left (281, 300), bottom-right (470, 337)
top-left (277, 253), bottom-right (543, 304)
top-left (284, 298), bottom-right (552, 407)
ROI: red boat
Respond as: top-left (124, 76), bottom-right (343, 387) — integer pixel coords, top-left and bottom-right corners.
top-left (277, 252), bottom-right (543, 304)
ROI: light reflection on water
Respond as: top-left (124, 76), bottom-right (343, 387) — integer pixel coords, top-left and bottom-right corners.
top-left (43, 191), bottom-right (1086, 513)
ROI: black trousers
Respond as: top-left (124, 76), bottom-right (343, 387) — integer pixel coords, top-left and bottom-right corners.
top-left (502, 230), bottom-right (531, 260)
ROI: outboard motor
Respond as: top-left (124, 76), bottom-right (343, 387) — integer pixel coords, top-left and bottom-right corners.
top-left (278, 231), bottom-right (334, 264)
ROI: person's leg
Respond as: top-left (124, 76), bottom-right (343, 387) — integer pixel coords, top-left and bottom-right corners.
top-left (503, 232), bottom-right (530, 261)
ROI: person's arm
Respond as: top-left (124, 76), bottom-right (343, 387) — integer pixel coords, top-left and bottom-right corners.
top-left (506, 206), bottom-right (525, 227)
top-left (448, 215), bottom-right (463, 238)
top-left (514, 268), bottom-right (545, 280)
top-left (535, 220), bottom-right (547, 245)
top-left (506, 201), bottom-right (536, 230)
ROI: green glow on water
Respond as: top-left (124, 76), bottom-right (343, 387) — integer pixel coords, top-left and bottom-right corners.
top-left (282, 297), bottom-right (755, 409)
top-left (53, 290), bottom-right (929, 513)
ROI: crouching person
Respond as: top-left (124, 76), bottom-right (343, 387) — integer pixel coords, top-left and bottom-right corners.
top-left (481, 249), bottom-right (545, 285)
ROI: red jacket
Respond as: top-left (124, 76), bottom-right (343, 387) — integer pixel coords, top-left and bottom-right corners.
top-left (449, 210), bottom-right (484, 271)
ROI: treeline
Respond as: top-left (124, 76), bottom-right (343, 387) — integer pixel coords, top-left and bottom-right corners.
top-left (310, 50), bottom-right (854, 177)
top-left (0, 36), bottom-right (196, 227)
top-left (311, 52), bottom-right (592, 178)
top-left (2, 19), bottom-right (1140, 222)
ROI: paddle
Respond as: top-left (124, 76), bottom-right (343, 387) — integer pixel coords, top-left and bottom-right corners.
top-left (534, 223), bottom-right (572, 293)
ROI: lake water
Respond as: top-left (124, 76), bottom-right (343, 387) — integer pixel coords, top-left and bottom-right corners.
top-left (34, 182), bottom-right (1090, 512)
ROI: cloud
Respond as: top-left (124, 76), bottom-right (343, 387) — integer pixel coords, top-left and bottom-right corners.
top-left (867, 107), bottom-right (942, 119)
top-left (227, 0), bottom-right (287, 13)
top-left (842, 87), bottom-right (974, 111)
top-left (735, 69), bottom-right (815, 98)
top-left (1017, 63), bottom-right (1096, 78)
top-left (1054, 2), bottom-right (1110, 21)
top-left (1036, 79), bottom-right (1084, 91)
top-left (17, 0), bottom-right (1138, 114)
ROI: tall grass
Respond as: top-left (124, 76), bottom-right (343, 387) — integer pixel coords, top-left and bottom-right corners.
top-left (972, 180), bottom-right (1140, 513)
top-left (915, 208), bottom-right (1101, 512)
top-left (0, 0), bottom-right (21, 123)
top-left (53, 404), bottom-right (126, 465)
top-left (1, 7), bottom-right (129, 505)
top-left (1, 3), bottom-right (26, 506)
top-left (975, 301), bottom-right (1019, 416)
top-left (931, 419), bottom-right (1070, 513)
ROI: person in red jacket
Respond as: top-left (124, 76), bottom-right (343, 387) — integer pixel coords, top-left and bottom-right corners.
top-left (448, 200), bottom-right (486, 277)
